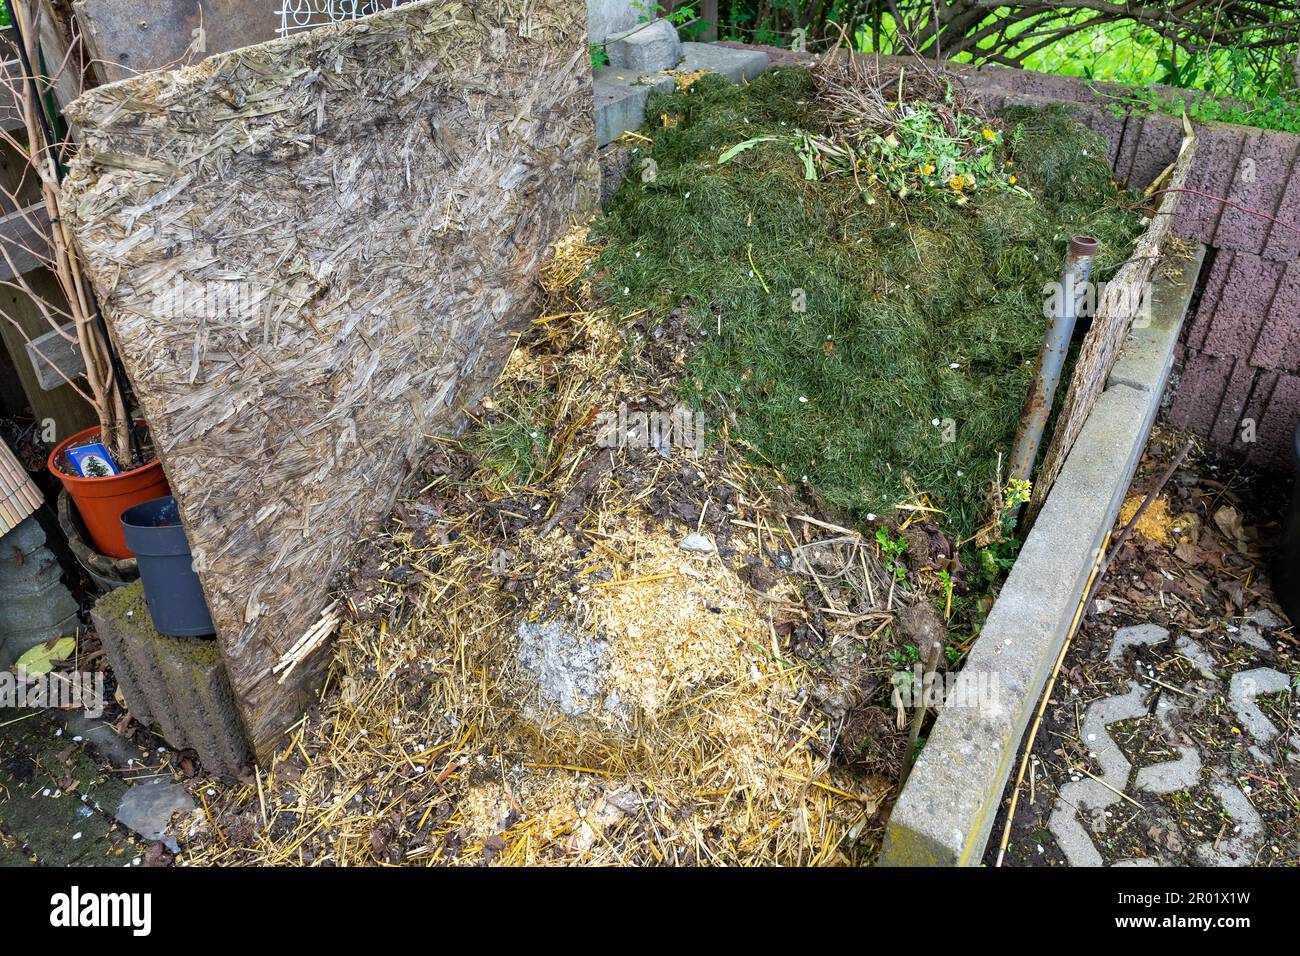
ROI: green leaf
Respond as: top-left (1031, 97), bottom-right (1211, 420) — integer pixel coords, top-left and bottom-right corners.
top-left (718, 137), bottom-right (777, 165)
top-left (15, 636), bottom-right (77, 678)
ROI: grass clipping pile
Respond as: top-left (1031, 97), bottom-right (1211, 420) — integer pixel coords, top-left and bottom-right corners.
top-left (183, 229), bottom-right (907, 867)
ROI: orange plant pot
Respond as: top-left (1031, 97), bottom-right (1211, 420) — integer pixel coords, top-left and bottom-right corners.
top-left (48, 423), bottom-right (171, 559)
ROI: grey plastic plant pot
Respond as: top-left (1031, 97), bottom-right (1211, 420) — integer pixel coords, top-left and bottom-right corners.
top-left (119, 496), bottom-right (215, 638)
top-left (1275, 422), bottom-right (1300, 627)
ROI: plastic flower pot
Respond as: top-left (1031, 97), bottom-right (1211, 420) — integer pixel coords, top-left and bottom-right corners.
top-left (1274, 421), bottom-right (1300, 626)
top-left (48, 422), bottom-right (170, 559)
top-left (119, 496), bottom-right (214, 637)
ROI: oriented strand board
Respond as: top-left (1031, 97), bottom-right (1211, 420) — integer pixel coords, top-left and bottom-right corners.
top-left (62, 0), bottom-right (598, 761)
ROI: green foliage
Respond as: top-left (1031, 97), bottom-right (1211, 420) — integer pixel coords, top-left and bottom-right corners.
top-left (875, 527), bottom-right (908, 582)
top-left (594, 70), bottom-right (1143, 541)
top-left (591, 44), bottom-right (610, 69)
top-left (1104, 86), bottom-right (1300, 135)
top-left (469, 394), bottom-right (551, 491)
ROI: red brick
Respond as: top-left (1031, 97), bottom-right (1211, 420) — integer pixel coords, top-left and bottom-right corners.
top-left (1247, 373), bottom-right (1300, 470)
top-left (1167, 351), bottom-right (1232, 434)
top-left (1185, 250), bottom-right (1234, 351)
top-left (1249, 260), bottom-right (1300, 372)
top-left (1200, 253), bottom-right (1286, 358)
top-left (1214, 130), bottom-right (1298, 254)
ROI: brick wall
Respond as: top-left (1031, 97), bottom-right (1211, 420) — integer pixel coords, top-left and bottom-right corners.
top-left (724, 46), bottom-right (1300, 470)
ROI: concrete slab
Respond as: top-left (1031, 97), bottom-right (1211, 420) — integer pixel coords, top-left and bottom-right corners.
top-left (679, 42), bottom-right (769, 84)
top-left (1109, 244), bottom-right (1207, 394)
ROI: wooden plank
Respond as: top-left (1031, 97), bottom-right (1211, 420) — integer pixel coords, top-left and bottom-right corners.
top-left (74, 0), bottom-right (283, 84)
top-left (0, 201), bottom-right (51, 282)
top-left (0, 267), bottom-right (97, 442)
top-left (25, 320), bottom-right (85, 390)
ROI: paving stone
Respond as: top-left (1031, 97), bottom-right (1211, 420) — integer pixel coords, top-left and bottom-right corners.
top-left (1136, 693), bottom-right (1203, 795)
top-left (1228, 623), bottom-right (1272, 652)
top-left (1250, 608), bottom-right (1287, 629)
top-left (1194, 779), bottom-right (1263, 866)
top-left (1107, 624), bottom-right (1169, 664)
top-left (1228, 667), bottom-right (1290, 745)
top-left (1047, 682), bottom-right (1149, 867)
top-left (1174, 635), bottom-right (1221, 680)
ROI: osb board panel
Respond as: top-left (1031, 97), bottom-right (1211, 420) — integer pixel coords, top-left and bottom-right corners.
top-left (62, 0), bottom-right (598, 761)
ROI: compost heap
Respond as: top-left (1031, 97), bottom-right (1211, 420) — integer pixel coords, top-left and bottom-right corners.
top-left (180, 65), bottom-right (1144, 866)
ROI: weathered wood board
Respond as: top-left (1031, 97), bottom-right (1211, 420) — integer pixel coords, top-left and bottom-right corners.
top-left (62, 0), bottom-right (599, 761)
top-left (74, 0), bottom-right (418, 83)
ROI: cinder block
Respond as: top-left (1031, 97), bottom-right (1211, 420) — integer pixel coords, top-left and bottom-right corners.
top-left (91, 582), bottom-right (251, 780)
top-left (1248, 374), bottom-right (1300, 470)
top-left (1238, 370), bottom-right (1278, 455)
top-left (1127, 110), bottom-right (1183, 193)
top-left (1201, 253), bottom-right (1286, 358)
top-left (1249, 259), bottom-right (1300, 372)
top-left (1215, 131), bottom-right (1298, 255)
top-left (1264, 162), bottom-right (1300, 262)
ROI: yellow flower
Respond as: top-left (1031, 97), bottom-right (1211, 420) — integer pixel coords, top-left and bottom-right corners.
top-left (948, 174), bottom-right (964, 191)
top-left (922, 163), bottom-right (935, 175)
top-left (1008, 174), bottom-right (1017, 185)
top-left (982, 127), bottom-right (996, 141)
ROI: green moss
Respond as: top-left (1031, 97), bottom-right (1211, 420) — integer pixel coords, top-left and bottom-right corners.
top-left (594, 69), bottom-right (1144, 540)
top-left (95, 581), bottom-right (222, 667)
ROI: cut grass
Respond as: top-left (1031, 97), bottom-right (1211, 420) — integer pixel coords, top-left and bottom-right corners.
top-left (594, 67), bottom-right (1145, 542)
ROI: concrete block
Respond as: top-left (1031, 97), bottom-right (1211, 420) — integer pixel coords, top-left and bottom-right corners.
top-left (1209, 359), bottom-right (1258, 446)
top-left (1175, 124), bottom-right (1248, 245)
top-left (679, 42), bottom-right (770, 85)
top-left (593, 64), bottom-right (676, 95)
top-left (1110, 244), bottom-right (1205, 393)
top-left (1127, 111), bottom-right (1184, 194)
top-left (588, 0), bottom-right (641, 44)
top-left (606, 19), bottom-right (682, 74)
top-left (1215, 130), bottom-right (1297, 255)
top-left (1200, 252), bottom-right (1286, 358)
top-left (880, 384), bottom-right (1156, 866)
top-left (0, 516), bottom-right (79, 671)
top-left (1250, 259), bottom-right (1300, 372)
top-left (594, 78), bottom-right (650, 147)
top-left (714, 40), bottom-right (814, 68)
top-left (91, 582), bottom-right (251, 780)
top-left (1264, 156), bottom-right (1300, 261)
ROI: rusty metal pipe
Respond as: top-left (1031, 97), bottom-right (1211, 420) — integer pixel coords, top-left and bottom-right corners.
top-left (1009, 236), bottom-right (1099, 482)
